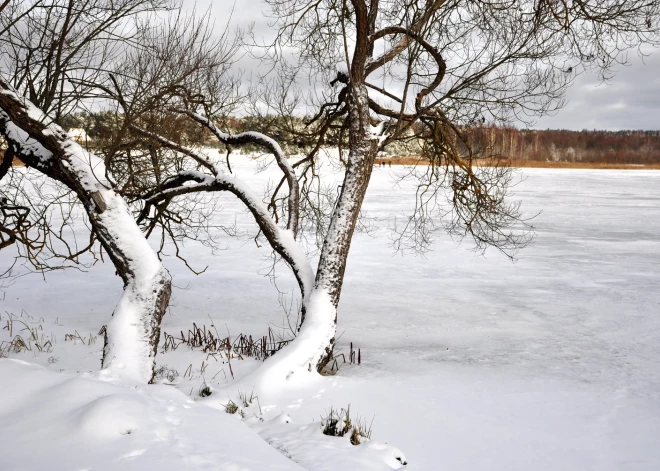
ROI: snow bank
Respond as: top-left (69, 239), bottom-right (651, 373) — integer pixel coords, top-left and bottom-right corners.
top-left (255, 414), bottom-right (407, 471)
top-left (214, 289), bottom-right (336, 398)
top-left (0, 359), bottom-right (303, 471)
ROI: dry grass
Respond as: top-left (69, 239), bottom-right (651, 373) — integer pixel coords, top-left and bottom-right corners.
top-left (162, 322), bottom-right (291, 360)
top-left (1, 312), bottom-right (54, 354)
top-left (377, 156), bottom-right (660, 170)
top-left (1, 150), bottom-right (25, 166)
top-left (321, 405), bottom-right (373, 446)
top-left (505, 159), bottom-right (660, 170)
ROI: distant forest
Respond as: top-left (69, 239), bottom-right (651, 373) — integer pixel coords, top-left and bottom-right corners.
top-left (52, 112), bottom-right (660, 165)
top-left (472, 127), bottom-right (660, 165)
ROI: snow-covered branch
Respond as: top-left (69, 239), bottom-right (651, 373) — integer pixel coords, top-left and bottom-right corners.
top-left (137, 137), bottom-right (314, 300)
top-left (130, 124), bottom-right (219, 176)
top-left (178, 109), bottom-right (300, 237)
top-left (0, 77), bottom-right (171, 384)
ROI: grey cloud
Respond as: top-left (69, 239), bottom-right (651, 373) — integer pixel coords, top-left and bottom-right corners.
top-left (535, 53), bottom-right (660, 130)
top-left (206, 1), bottom-right (660, 131)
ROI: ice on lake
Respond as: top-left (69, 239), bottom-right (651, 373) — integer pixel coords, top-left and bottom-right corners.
top-left (1, 161), bottom-right (659, 470)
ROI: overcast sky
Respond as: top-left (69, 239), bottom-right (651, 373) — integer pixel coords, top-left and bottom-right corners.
top-left (201, 1), bottom-right (660, 131)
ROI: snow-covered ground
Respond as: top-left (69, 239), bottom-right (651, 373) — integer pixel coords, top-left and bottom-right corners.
top-left (1, 157), bottom-right (659, 470)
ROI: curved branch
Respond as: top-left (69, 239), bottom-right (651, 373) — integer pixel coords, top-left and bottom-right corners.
top-left (178, 109), bottom-right (301, 237)
top-left (129, 124), bottom-right (219, 176)
top-left (144, 170), bottom-right (314, 300)
top-left (131, 129), bottom-right (314, 300)
top-left (365, 0), bottom-right (446, 76)
top-left (367, 26), bottom-right (447, 111)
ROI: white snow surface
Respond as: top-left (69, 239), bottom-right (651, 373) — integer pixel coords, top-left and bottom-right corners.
top-left (0, 359), bottom-right (303, 471)
top-left (1, 154), bottom-right (660, 470)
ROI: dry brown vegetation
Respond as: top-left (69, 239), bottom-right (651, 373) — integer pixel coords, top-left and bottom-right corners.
top-left (504, 160), bottom-right (660, 170)
top-left (461, 127), bottom-right (660, 166)
top-left (378, 156), bottom-right (660, 170)
top-left (374, 126), bottom-right (660, 170)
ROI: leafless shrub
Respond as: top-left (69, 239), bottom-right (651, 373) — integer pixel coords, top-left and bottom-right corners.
top-left (161, 323), bottom-right (292, 361)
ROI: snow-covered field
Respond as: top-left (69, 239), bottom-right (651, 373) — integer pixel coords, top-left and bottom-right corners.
top-left (1, 158), bottom-right (659, 470)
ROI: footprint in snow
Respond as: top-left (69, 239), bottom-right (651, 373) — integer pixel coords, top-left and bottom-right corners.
top-left (119, 449), bottom-right (146, 460)
top-left (286, 399), bottom-right (304, 409)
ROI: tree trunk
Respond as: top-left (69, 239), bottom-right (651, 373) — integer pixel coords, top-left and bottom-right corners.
top-left (311, 83), bottom-right (379, 370)
top-left (232, 84), bottom-right (379, 390)
top-left (0, 79), bottom-right (170, 384)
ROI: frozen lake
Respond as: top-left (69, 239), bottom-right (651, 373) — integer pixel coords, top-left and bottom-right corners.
top-left (2, 163), bottom-right (659, 470)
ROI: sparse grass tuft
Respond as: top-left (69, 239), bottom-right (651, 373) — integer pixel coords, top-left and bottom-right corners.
top-left (64, 330), bottom-right (97, 345)
top-left (161, 322), bottom-right (291, 361)
top-left (2, 312), bottom-right (54, 354)
top-left (238, 389), bottom-right (257, 408)
top-left (322, 405), bottom-right (352, 438)
top-left (349, 415), bottom-right (373, 445)
top-left (198, 382), bottom-right (212, 397)
top-left (321, 405), bottom-right (373, 445)
top-left (320, 342), bottom-right (362, 375)
top-left (225, 400), bottom-right (239, 414)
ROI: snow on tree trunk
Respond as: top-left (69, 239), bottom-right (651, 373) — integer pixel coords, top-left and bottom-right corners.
top-left (312, 83), bottom-right (379, 369)
top-left (0, 80), bottom-right (171, 384)
top-left (251, 89), bottom-right (379, 391)
top-left (94, 195), bottom-right (172, 384)
top-left (223, 86), bottom-right (379, 393)
top-left (128, 130), bottom-right (339, 387)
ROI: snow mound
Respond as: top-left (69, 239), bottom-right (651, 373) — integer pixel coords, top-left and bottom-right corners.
top-left (255, 413), bottom-right (407, 471)
top-left (75, 394), bottom-right (147, 439)
top-left (0, 359), bottom-right (302, 471)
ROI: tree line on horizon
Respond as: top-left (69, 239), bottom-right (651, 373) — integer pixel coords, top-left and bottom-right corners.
top-left (57, 111), bottom-right (660, 166)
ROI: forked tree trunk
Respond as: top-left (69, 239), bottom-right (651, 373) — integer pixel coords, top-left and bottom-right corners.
top-left (298, 2), bottom-right (384, 370)
top-left (0, 79), bottom-right (170, 384)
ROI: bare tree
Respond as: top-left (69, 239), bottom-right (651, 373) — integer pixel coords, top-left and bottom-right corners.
top-left (3, 0), bottom-right (659, 388)
top-left (0, 0), bottom-right (237, 383)
top-left (238, 0), bottom-right (660, 374)
top-left (0, 78), bottom-right (171, 383)
top-left (96, 1), bottom-right (660, 385)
